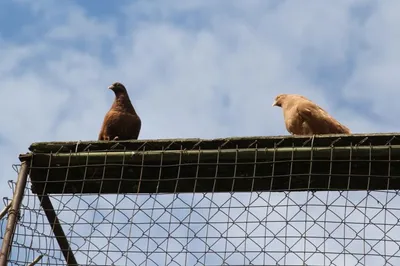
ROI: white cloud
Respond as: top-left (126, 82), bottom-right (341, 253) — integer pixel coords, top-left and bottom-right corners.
top-left (2, 0), bottom-right (400, 265)
top-left (343, 0), bottom-right (400, 126)
top-left (45, 9), bottom-right (117, 42)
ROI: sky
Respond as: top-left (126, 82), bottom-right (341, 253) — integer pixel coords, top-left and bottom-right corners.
top-left (1, 0), bottom-right (400, 265)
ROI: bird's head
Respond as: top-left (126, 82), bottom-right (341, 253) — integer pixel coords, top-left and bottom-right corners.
top-left (108, 82), bottom-right (127, 95)
top-left (272, 94), bottom-right (288, 107)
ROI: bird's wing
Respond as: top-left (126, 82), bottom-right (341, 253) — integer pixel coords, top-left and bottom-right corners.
top-left (98, 116), bottom-right (107, 140)
top-left (296, 101), bottom-right (350, 134)
top-left (98, 111), bottom-right (114, 140)
top-left (131, 115), bottom-right (142, 139)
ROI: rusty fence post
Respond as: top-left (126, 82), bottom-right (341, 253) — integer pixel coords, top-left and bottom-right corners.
top-left (0, 161), bottom-right (29, 266)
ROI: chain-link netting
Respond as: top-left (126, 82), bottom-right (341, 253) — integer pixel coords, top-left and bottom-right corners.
top-left (1, 135), bottom-right (400, 265)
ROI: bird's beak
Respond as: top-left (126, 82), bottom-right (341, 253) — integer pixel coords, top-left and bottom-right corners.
top-left (108, 85), bottom-right (114, 90)
top-left (272, 100), bottom-right (277, 107)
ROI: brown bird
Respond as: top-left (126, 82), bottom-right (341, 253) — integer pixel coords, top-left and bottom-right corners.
top-left (272, 93), bottom-right (351, 135)
top-left (98, 82), bottom-right (141, 141)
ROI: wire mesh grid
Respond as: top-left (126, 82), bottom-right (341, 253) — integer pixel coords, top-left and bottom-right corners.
top-left (3, 135), bottom-right (400, 266)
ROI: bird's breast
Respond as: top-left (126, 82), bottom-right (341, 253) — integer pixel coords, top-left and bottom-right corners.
top-left (283, 108), bottom-right (308, 135)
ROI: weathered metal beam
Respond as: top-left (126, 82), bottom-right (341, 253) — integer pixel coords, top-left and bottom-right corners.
top-left (37, 194), bottom-right (78, 266)
top-left (23, 144), bottom-right (400, 164)
top-left (0, 161), bottom-right (29, 266)
top-left (27, 133), bottom-right (400, 154)
top-left (24, 144), bottom-right (400, 194)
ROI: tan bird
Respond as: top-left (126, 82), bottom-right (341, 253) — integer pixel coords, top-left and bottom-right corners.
top-left (272, 93), bottom-right (350, 135)
top-left (98, 82), bottom-right (141, 141)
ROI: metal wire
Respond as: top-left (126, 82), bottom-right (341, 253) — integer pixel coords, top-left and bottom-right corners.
top-left (2, 135), bottom-right (400, 265)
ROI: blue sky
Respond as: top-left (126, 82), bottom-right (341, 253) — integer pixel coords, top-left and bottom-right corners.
top-left (1, 0), bottom-right (400, 265)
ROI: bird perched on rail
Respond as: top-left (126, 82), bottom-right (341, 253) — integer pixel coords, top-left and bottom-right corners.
top-left (98, 82), bottom-right (141, 141)
top-left (272, 93), bottom-right (351, 135)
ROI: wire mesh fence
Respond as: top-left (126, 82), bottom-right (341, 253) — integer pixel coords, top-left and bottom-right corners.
top-left (2, 134), bottom-right (400, 265)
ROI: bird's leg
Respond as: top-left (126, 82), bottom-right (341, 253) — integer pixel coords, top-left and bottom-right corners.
top-left (310, 134), bottom-right (315, 147)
